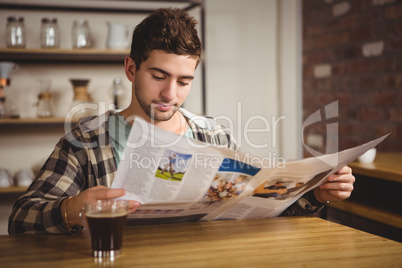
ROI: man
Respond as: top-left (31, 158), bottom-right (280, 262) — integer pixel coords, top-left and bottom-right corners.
top-left (8, 8), bottom-right (354, 234)
top-left (161, 152), bottom-right (177, 178)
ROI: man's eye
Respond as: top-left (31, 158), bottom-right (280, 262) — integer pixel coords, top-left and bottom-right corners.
top-left (178, 81), bottom-right (189, 86)
top-left (152, 75), bottom-right (164, 80)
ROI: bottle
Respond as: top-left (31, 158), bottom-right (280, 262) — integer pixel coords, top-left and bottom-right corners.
top-left (6, 16), bottom-right (26, 48)
top-left (109, 77), bottom-right (127, 112)
top-left (40, 18), bottom-right (60, 48)
top-left (0, 96), bottom-right (5, 118)
top-left (72, 20), bottom-right (92, 49)
top-left (35, 79), bottom-right (53, 118)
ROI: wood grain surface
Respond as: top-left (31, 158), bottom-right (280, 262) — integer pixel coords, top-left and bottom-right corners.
top-left (1, 217), bottom-right (401, 267)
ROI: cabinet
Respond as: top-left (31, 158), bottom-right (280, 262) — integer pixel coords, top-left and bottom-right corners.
top-left (324, 153), bottom-right (402, 242)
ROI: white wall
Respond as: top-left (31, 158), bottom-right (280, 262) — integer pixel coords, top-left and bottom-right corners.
top-left (205, 0), bottom-right (279, 159)
top-left (205, 0), bottom-right (301, 160)
top-left (278, 0), bottom-right (303, 160)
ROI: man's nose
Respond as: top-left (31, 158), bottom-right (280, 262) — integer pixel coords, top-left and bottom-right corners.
top-left (160, 80), bottom-right (176, 101)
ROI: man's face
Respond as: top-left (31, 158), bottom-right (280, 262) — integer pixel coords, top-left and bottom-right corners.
top-left (131, 50), bottom-right (197, 122)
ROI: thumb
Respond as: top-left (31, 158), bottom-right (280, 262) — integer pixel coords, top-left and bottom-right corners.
top-left (99, 188), bottom-right (126, 200)
top-left (83, 186), bottom-right (126, 201)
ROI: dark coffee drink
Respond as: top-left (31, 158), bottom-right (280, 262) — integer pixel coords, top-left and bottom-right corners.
top-left (86, 210), bottom-right (128, 253)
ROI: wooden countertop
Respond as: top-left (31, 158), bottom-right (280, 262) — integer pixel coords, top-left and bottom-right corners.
top-left (349, 152), bottom-right (402, 183)
top-left (1, 217), bottom-right (401, 267)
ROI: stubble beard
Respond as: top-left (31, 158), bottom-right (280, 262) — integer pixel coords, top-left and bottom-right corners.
top-left (135, 91), bottom-right (180, 122)
top-left (148, 104), bottom-right (180, 122)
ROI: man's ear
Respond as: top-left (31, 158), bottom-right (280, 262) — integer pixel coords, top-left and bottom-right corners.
top-left (124, 56), bottom-right (136, 82)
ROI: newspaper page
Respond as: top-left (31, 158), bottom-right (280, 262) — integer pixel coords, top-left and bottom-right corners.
top-left (112, 117), bottom-right (388, 224)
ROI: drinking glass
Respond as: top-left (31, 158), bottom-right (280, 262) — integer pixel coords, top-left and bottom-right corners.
top-left (82, 200), bottom-right (129, 259)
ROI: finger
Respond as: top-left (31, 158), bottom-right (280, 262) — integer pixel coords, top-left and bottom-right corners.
top-left (335, 165), bottom-right (352, 175)
top-left (104, 188), bottom-right (126, 199)
top-left (326, 189), bottom-right (352, 201)
top-left (316, 188), bottom-right (350, 202)
top-left (128, 200), bottom-right (141, 214)
top-left (320, 181), bottom-right (354, 192)
top-left (88, 187), bottom-right (126, 200)
top-left (327, 173), bottom-right (355, 183)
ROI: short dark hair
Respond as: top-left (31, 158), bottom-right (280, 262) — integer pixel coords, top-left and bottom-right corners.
top-left (130, 8), bottom-right (202, 69)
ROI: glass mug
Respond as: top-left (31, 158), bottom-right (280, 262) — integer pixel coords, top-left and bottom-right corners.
top-left (81, 200), bottom-right (129, 258)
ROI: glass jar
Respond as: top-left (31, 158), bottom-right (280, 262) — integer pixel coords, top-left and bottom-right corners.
top-left (0, 97), bottom-right (19, 119)
top-left (72, 20), bottom-right (92, 49)
top-left (6, 16), bottom-right (26, 48)
top-left (36, 92), bottom-right (53, 118)
top-left (40, 18), bottom-right (60, 48)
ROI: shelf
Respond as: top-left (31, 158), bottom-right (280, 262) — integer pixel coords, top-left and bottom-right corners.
top-left (0, 0), bottom-right (202, 14)
top-left (328, 200), bottom-right (402, 229)
top-left (349, 153), bottom-right (402, 184)
top-left (0, 186), bottom-right (27, 194)
top-left (0, 117), bottom-right (78, 127)
top-left (0, 48), bottom-right (129, 63)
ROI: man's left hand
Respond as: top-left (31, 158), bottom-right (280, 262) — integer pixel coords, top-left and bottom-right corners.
top-left (313, 166), bottom-right (355, 203)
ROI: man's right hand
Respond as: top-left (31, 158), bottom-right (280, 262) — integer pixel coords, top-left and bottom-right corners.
top-left (60, 185), bottom-right (140, 227)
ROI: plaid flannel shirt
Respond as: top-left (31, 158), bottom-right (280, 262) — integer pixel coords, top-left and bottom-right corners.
top-left (9, 108), bottom-right (323, 234)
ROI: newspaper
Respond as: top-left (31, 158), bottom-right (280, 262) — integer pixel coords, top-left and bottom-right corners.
top-left (112, 117), bottom-right (388, 225)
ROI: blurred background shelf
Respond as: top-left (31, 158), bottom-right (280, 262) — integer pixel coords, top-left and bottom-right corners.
top-left (0, 48), bottom-right (129, 63)
top-left (0, 186), bottom-right (27, 194)
top-left (323, 153), bottom-right (402, 242)
top-left (0, 117), bottom-right (78, 126)
top-left (0, 0), bottom-right (201, 13)
top-left (348, 153), bottom-right (402, 184)
top-left (328, 200), bottom-right (402, 229)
